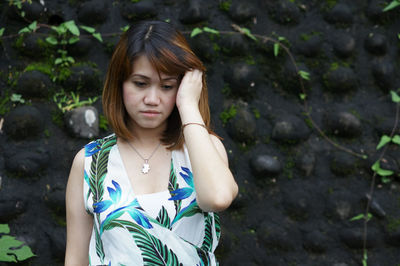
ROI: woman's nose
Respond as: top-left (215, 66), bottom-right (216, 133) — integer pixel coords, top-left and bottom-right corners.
top-left (143, 87), bottom-right (160, 105)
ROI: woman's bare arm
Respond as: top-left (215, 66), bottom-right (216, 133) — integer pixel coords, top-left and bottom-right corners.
top-left (65, 148), bottom-right (93, 266)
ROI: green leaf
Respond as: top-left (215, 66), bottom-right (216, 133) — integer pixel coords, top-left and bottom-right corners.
top-left (0, 224), bottom-right (10, 234)
top-left (299, 93), bottom-right (306, 100)
top-left (376, 135), bottom-right (392, 150)
top-left (383, 0), bottom-right (400, 12)
top-left (0, 235), bottom-right (34, 262)
top-left (390, 90), bottom-right (400, 103)
top-left (68, 36), bottom-right (80, 44)
top-left (273, 43), bottom-right (279, 57)
top-left (241, 27), bottom-right (257, 41)
top-left (28, 21), bottom-right (37, 31)
top-left (381, 176), bottom-right (392, 184)
top-left (45, 36), bottom-right (58, 45)
top-left (92, 32), bottom-right (103, 43)
top-left (18, 27), bottom-right (30, 34)
top-left (203, 27), bottom-right (219, 35)
top-left (0, 28), bottom-right (4, 37)
top-left (54, 58), bottom-right (63, 65)
top-left (120, 25), bottom-right (130, 32)
top-left (190, 27), bottom-right (203, 38)
top-left (372, 160), bottom-right (394, 177)
top-left (299, 70), bottom-right (310, 80)
top-left (362, 250), bottom-right (368, 266)
top-left (80, 25), bottom-right (95, 33)
top-left (392, 135), bottom-right (400, 145)
top-left (64, 20), bottom-right (80, 36)
top-left (350, 213), bottom-right (364, 221)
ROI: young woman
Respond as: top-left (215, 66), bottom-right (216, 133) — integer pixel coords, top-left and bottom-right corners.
top-left (65, 20), bottom-right (238, 266)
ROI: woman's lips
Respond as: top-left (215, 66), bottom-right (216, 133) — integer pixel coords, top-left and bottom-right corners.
top-left (141, 110), bottom-right (160, 117)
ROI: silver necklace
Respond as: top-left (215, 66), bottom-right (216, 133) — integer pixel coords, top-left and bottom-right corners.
top-left (126, 141), bottom-right (161, 174)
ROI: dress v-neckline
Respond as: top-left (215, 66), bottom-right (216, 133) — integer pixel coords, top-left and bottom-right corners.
top-left (114, 141), bottom-right (174, 198)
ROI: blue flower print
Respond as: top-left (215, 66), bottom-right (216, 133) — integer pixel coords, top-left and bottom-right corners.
top-left (169, 167), bottom-right (195, 201)
top-left (93, 180), bottom-right (121, 213)
top-left (85, 141), bottom-right (101, 157)
top-left (100, 198), bottom-right (153, 234)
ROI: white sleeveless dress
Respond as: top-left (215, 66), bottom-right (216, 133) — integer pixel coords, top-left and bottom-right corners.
top-left (83, 134), bottom-right (220, 266)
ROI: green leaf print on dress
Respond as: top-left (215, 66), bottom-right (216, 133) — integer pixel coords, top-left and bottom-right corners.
top-left (109, 220), bottom-right (183, 266)
top-left (85, 136), bottom-right (117, 263)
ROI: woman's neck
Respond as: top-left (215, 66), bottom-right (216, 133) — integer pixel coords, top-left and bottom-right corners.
top-left (127, 121), bottom-right (166, 147)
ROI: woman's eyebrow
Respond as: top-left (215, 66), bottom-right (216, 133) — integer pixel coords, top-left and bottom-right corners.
top-left (131, 74), bottom-right (150, 79)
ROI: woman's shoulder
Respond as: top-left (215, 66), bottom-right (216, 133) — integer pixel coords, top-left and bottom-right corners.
top-left (84, 133), bottom-right (117, 156)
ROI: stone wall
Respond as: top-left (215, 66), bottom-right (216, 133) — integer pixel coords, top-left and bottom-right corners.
top-left (0, 0), bottom-right (400, 265)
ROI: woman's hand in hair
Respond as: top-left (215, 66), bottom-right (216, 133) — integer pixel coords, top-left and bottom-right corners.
top-left (176, 69), bottom-right (203, 111)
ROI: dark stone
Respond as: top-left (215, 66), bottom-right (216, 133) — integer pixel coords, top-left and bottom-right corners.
top-left (3, 106), bottom-right (44, 140)
top-left (250, 154), bottom-right (282, 178)
top-left (44, 183), bottom-right (66, 215)
top-left (189, 34), bottom-right (218, 62)
top-left (271, 1), bottom-right (301, 25)
top-left (228, 2), bottom-right (256, 23)
top-left (339, 227), bottom-right (379, 249)
top-left (324, 4), bottom-right (353, 25)
top-left (16, 70), bottom-right (52, 98)
top-left (78, 0), bottom-right (109, 25)
top-left (325, 193), bottom-right (353, 220)
top-left (329, 151), bottom-right (359, 176)
top-left (281, 59), bottom-right (310, 93)
top-left (296, 34), bottom-right (323, 57)
top-left (226, 105), bottom-right (257, 144)
top-left (0, 199), bottom-right (26, 222)
top-left (223, 63), bottom-right (260, 100)
top-left (63, 65), bottom-right (102, 93)
top-left (65, 106), bottom-right (99, 139)
top-left (46, 226), bottom-right (66, 260)
top-left (363, 194), bottom-right (386, 219)
top-left (120, 0), bottom-right (157, 21)
top-left (323, 67), bottom-right (358, 93)
top-left (8, 0), bottom-right (46, 22)
top-left (372, 60), bottom-right (395, 92)
top-left (332, 32), bottom-right (356, 58)
top-left (5, 147), bottom-right (50, 176)
top-left (67, 36), bottom-right (93, 57)
top-left (258, 223), bottom-right (298, 251)
top-left (271, 115), bottom-right (310, 143)
top-left (15, 34), bottom-right (51, 59)
top-left (179, 0), bottom-right (208, 24)
top-left (303, 230), bottom-right (329, 253)
top-left (364, 33), bottom-right (388, 55)
top-left (296, 152), bottom-right (315, 176)
top-left (385, 229), bottom-right (400, 246)
top-left (282, 191), bottom-right (310, 221)
top-left (323, 111), bottom-right (362, 138)
top-left (220, 34), bottom-right (249, 56)
top-left (367, 0), bottom-right (400, 24)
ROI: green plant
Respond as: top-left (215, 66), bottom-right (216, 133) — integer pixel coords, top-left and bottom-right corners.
top-left (53, 90), bottom-right (98, 113)
top-left (0, 224), bottom-right (35, 262)
top-left (10, 93), bottom-right (25, 104)
top-left (7, 0), bottom-right (33, 17)
top-left (99, 114), bottom-right (109, 131)
top-left (219, 0), bottom-right (232, 11)
top-left (383, 0), bottom-right (400, 12)
top-left (273, 35), bottom-right (287, 57)
top-left (220, 105), bottom-right (237, 125)
top-left (190, 27), bottom-right (219, 38)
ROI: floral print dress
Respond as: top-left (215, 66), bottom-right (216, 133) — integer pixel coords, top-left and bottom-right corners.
top-left (83, 134), bottom-right (221, 266)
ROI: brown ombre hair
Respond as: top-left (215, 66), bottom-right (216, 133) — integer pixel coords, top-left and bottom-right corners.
top-left (102, 20), bottom-right (212, 149)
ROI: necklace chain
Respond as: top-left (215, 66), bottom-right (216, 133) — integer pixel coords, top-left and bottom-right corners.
top-left (126, 141), bottom-right (161, 174)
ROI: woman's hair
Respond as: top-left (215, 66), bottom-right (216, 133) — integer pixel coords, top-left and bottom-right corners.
top-left (102, 20), bottom-right (212, 150)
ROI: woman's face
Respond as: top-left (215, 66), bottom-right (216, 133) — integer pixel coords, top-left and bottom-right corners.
top-left (122, 55), bottom-right (179, 132)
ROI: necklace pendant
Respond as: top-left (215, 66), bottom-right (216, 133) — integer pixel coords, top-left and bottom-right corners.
top-left (142, 162), bottom-right (150, 174)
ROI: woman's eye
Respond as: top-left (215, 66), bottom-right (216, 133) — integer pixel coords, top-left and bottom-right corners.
top-left (134, 81), bottom-right (147, 87)
top-left (162, 84), bottom-right (175, 90)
